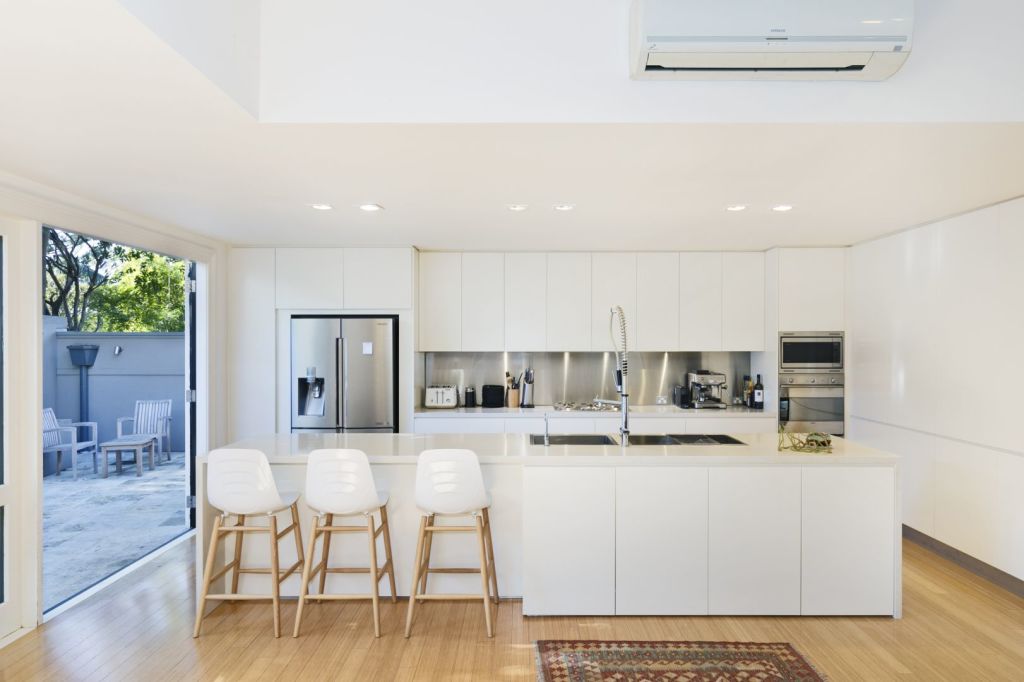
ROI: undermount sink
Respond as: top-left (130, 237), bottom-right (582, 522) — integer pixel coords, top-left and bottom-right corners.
top-left (669, 434), bottom-right (746, 445)
top-left (621, 434), bottom-right (678, 446)
top-left (530, 434), bottom-right (618, 446)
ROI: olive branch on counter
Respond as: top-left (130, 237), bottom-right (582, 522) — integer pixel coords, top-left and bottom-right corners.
top-left (777, 426), bottom-right (834, 454)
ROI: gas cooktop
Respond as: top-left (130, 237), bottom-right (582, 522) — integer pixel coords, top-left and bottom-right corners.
top-left (553, 401), bottom-right (620, 412)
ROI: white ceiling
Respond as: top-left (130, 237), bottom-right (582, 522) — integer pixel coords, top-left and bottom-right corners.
top-left (0, 1), bottom-right (1022, 251)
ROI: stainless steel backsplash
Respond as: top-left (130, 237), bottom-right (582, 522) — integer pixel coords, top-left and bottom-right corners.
top-left (423, 352), bottom-right (753, 406)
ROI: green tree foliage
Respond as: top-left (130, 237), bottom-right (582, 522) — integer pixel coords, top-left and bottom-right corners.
top-left (43, 227), bottom-right (185, 332)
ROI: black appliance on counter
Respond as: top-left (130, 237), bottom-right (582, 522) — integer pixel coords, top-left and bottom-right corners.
top-left (672, 384), bottom-right (691, 409)
top-left (481, 384), bottom-right (505, 408)
top-left (464, 386), bottom-right (477, 408)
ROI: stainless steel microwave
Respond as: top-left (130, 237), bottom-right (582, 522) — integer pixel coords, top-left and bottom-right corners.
top-left (779, 332), bottom-right (843, 371)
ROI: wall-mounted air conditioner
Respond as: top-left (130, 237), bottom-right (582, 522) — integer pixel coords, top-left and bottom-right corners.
top-left (631, 0), bottom-right (914, 81)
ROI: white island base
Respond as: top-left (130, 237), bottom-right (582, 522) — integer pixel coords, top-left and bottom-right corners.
top-left (196, 433), bottom-right (901, 618)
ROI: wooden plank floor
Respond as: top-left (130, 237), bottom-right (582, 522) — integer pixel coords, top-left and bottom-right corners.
top-left (1, 539), bottom-right (1022, 681)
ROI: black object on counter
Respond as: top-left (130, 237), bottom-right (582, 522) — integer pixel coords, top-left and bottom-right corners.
top-left (464, 387), bottom-right (477, 408)
top-left (481, 384), bottom-right (505, 408)
top-left (672, 384), bottom-right (691, 409)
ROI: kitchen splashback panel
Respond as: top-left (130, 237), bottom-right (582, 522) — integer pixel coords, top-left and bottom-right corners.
top-left (424, 352), bottom-right (752, 406)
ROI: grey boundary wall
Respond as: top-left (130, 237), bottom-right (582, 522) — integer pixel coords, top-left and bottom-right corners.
top-left (42, 317), bottom-right (184, 475)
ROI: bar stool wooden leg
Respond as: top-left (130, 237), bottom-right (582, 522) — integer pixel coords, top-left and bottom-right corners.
top-left (483, 507), bottom-right (499, 603)
top-left (404, 515), bottom-right (428, 638)
top-left (268, 514), bottom-right (281, 638)
top-left (293, 514), bottom-right (321, 637)
top-left (380, 506), bottom-right (398, 603)
top-left (419, 514), bottom-right (436, 595)
top-left (230, 515), bottom-right (246, 594)
top-left (367, 514), bottom-right (382, 637)
top-left (193, 515), bottom-right (223, 638)
top-left (475, 514), bottom-right (494, 637)
top-left (317, 513), bottom-right (334, 596)
top-left (290, 503), bottom-right (305, 567)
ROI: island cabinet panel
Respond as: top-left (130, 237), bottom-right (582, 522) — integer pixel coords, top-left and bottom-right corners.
top-left (801, 467), bottom-right (896, 615)
top-left (615, 468), bottom-right (709, 615)
top-left (523, 467), bottom-right (616, 615)
top-left (708, 467), bottom-right (801, 615)
top-left (413, 417), bottom-right (505, 434)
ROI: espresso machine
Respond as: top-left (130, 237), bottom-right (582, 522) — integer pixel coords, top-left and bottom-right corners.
top-left (687, 370), bottom-right (728, 409)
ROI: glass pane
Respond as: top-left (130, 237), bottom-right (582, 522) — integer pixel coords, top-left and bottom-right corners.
top-left (782, 340), bottom-right (840, 365)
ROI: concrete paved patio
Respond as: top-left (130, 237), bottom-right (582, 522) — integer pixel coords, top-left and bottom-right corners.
top-left (42, 451), bottom-right (189, 610)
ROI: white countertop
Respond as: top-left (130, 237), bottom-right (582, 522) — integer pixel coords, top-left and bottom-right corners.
top-left (414, 405), bottom-right (776, 419)
top-left (205, 432), bottom-right (896, 467)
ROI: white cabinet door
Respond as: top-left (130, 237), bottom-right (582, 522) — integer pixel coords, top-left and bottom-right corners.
top-left (523, 467), bottom-right (616, 615)
top-left (505, 253), bottom-right (547, 351)
top-left (418, 252), bottom-right (462, 351)
top-left (546, 253), bottom-right (591, 351)
top-left (709, 467), bottom-right (801, 615)
top-left (275, 248), bottom-right (345, 309)
top-left (636, 253), bottom-right (680, 351)
top-left (547, 418), bottom-right (596, 434)
top-left (413, 417), bottom-right (505, 434)
top-left (461, 253), bottom-right (505, 351)
top-left (678, 253), bottom-right (723, 350)
top-left (504, 418), bottom-right (547, 434)
top-left (721, 252), bottom-right (765, 351)
top-left (802, 467), bottom-right (896, 615)
top-left (616, 468), bottom-right (709, 615)
top-left (227, 249), bottom-right (277, 441)
top-left (629, 418), bottom-right (689, 435)
top-left (779, 248), bottom-right (846, 332)
top-left (685, 417), bottom-right (777, 434)
top-left (591, 253), bottom-right (637, 351)
top-left (343, 248), bottom-right (413, 309)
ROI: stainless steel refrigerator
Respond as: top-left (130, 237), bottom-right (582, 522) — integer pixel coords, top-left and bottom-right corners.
top-left (290, 315), bottom-right (397, 433)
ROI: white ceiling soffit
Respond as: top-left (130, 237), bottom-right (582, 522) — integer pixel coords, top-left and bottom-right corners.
top-left (1, 1), bottom-right (1021, 251)
top-left (118, 0), bottom-right (1024, 123)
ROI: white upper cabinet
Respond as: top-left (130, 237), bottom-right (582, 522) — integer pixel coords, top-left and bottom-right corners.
top-left (779, 248), bottom-right (846, 331)
top-left (418, 252), bottom-right (462, 351)
top-left (678, 253), bottom-right (723, 351)
top-left (636, 253), bottom-right (680, 351)
top-left (461, 253), bottom-right (505, 351)
top-left (505, 253), bottom-right (547, 351)
top-left (547, 253), bottom-right (592, 351)
top-left (343, 248), bottom-right (413, 309)
top-left (591, 253), bottom-right (637, 351)
top-left (275, 248), bottom-right (344, 309)
top-left (722, 252), bottom-right (765, 351)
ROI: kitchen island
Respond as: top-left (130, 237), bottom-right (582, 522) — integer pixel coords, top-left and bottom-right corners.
top-left (196, 432), bottom-right (901, 618)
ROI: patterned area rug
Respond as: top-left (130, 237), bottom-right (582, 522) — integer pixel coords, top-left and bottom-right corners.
top-left (535, 640), bottom-right (827, 682)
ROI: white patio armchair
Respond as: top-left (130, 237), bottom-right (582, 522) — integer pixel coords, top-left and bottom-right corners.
top-left (42, 407), bottom-right (98, 479)
top-left (117, 399), bottom-right (173, 462)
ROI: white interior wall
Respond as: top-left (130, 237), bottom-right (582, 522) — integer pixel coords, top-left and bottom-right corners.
top-left (846, 197), bottom-right (1024, 579)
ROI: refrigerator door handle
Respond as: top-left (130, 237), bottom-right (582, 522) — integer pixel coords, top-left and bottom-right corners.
top-left (340, 337), bottom-right (349, 429)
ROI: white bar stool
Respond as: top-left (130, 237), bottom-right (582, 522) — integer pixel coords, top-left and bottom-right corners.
top-left (193, 449), bottom-right (304, 639)
top-left (293, 448), bottom-right (397, 638)
top-left (404, 449), bottom-right (498, 638)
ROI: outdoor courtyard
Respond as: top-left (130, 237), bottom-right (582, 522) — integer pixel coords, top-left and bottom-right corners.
top-left (42, 452), bottom-right (188, 610)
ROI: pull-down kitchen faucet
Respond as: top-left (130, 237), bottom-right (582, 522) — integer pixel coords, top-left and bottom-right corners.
top-left (610, 306), bottom-right (630, 447)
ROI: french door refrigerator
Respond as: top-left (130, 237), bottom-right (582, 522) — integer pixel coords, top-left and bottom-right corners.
top-left (290, 315), bottom-right (397, 433)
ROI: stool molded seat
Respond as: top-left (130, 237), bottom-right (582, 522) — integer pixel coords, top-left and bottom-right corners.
top-left (293, 449), bottom-right (397, 638)
top-left (194, 448), bottom-right (305, 639)
top-left (406, 449), bottom-right (498, 638)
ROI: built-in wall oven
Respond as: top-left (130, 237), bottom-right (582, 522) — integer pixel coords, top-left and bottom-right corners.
top-left (779, 332), bottom-right (844, 435)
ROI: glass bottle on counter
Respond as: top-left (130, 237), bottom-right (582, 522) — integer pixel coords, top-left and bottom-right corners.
top-left (742, 375), bottom-right (752, 407)
top-left (753, 374), bottom-right (764, 410)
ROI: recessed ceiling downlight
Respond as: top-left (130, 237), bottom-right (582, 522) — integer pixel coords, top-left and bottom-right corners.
top-left (772, 205), bottom-right (794, 212)
top-left (507, 204), bottom-right (529, 212)
top-left (359, 204), bottom-right (384, 212)
top-left (553, 204), bottom-right (576, 212)
top-left (309, 203), bottom-right (333, 211)
top-left (726, 205), bottom-right (747, 212)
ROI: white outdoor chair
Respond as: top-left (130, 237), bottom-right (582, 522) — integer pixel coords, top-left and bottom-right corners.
top-left (404, 449), bottom-right (498, 638)
top-left (117, 399), bottom-right (172, 462)
top-left (42, 407), bottom-right (98, 480)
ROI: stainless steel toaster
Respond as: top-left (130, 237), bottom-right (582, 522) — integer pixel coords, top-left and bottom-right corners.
top-left (424, 384), bottom-right (458, 408)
